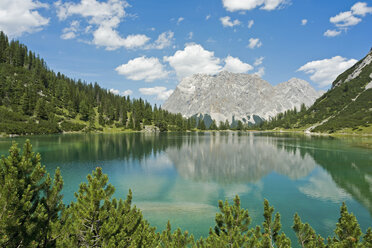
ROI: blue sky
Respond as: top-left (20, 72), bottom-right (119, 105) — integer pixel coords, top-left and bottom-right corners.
top-left (1, 0), bottom-right (371, 104)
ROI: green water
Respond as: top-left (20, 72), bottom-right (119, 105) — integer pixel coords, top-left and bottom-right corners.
top-left (0, 132), bottom-right (371, 243)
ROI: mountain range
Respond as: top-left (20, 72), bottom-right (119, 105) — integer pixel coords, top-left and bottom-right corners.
top-left (163, 71), bottom-right (323, 125)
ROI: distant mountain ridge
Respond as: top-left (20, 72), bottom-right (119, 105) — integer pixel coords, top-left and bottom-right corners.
top-left (163, 71), bottom-right (322, 125)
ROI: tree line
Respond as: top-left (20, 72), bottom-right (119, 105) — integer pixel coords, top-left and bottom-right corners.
top-left (0, 31), bottom-right (238, 135)
top-left (0, 140), bottom-right (371, 247)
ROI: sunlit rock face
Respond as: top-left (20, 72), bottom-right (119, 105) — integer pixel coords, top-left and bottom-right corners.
top-left (163, 71), bottom-right (322, 124)
top-left (165, 133), bottom-right (317, 183)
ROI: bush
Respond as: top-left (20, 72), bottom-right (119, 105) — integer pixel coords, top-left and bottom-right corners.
top-left (60, 121), bottom-right (86, 132)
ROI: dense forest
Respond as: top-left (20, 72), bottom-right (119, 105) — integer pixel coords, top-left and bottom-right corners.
top-left (0, 32), bottom-right (236, 135)
top-left (0, 140), bottom-right (371, 247)
top-left (258, 49), bottom-right (372, 133)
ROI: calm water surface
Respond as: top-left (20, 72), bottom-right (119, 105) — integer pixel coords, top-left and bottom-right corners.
top-left (0, 132), bottom-right (371, 243)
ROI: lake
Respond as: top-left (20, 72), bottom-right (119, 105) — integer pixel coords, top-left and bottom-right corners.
top-left (0, 132), bottom-right (371, 243)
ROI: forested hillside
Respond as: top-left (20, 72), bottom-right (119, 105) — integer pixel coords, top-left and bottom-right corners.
top-left (259, 48), bottom-right (372, 134)
top-left (0, 32), bottom-right (198, 135)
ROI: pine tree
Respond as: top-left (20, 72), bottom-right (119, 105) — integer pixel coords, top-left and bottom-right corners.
top-left (261, 199), bottom-right (291, 247)
top-left (79, 99), bottom-right (90, 121)
top-left (197, 119), bottom-right (206, 130)
top-left (0, 141), bottom-right (64, 248)
top-left (327, 202), bottom-right (362, 247)
top-left (158, 221), bottom-right (194, 247)
top-left (292, 213), bottom-right (325, 248)
top-left (35, 98), bottom-right (48, 120)
top-left (209, 120), bottom-right (217, 130)
top-left (58, 167), bottom-right (158, 247)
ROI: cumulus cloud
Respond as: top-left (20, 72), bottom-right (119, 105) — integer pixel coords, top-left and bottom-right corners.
top-left (301, 19), bottom-right (307, 25)
top-left (323, 29), bottom-right (341, 37)
top-left (247, 20), bottom-right (254, 28)
top-left (327, 2), bottom-right (372, 36)
top-left (223, 56), bottom-right (253, 73)
top-left (164, 43), bottom-right (254, 80)
top-left (0, 0), bottom-right (49, 37)
top-left (351, 2), bottom-right (372, 16)
top-left (206, 14), bottom-right (211, 20)
top-left (164, 43), bottom-right (222, 79)
top-left (55, 0), bottom-right (154, 50)
top-left (222, 0), bottom-right (288, 12)
top-left (330, 11), bottom-right (361, 28)
top-left (139, 87), bottom-right (174, 100)
top-left (298, 56), bottom-right (357, 87)
top-left (254, 56), bottom-right (264, 66)
top-left (145, 31), bottom-right (174, 50)
top-left (220, 16), bottom-right (241, 27)
top-left (247, 38), bottom-right (262, 49)
top-left (93, 26), bottom-right (150, 50)
top-left (116, 56), bottom-right (169, 82)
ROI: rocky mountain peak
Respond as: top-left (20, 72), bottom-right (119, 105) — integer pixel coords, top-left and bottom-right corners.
top-left (163, 72), bottom-right (322, 125)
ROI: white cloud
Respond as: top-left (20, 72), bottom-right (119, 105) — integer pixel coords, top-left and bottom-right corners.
top-left (122, 89), bottom-right (133, 96)
top-left (254, 56), bottom-right (264, 66)
top-left (247, 38), bottom-right (262, 49)
top-left (220, 16), bottom-right (241, 27)
top-left (327, 2), bottom-right (372, 35)
top-left (55, 0), bottom-right (127, 23)
top-left (206, 14), bottom-right (211, 20)
top-left (222, 0), bottom-right (288, 12)
top-left (177, 17), bottom-right (184, 25)
top-left (0, 0), bottom-right (49, 37)
top-left (109, 88), bottom-right (133, 96)
top-left (61, 20), bottom-right (80, 40)
top-left (164, 43), bottom-right (222, 80)
top-left (330, 11), bottom-right (361, 28)
top-left (254, 67), bottom-right (265, 77)
top-left (116, 56), bottom-right (169, 82)
top-left (247, 20), bottom-right (254, 28)
top-left (56, 0), bottom-right (154, 50)
top-left (301, 19), bottom-right (307, 25)
top-left (298, 56), bottom-right (357, 87)
top-left (324, 29), bottom-right (341, 37)
top-left (351, 2), bottom-right (372, 16)
top-left (139, 87), bottom-right (174, 100)
top-left (109, 88), bottom-right (120, 95)
top-left (93, 26), bottom-right (150, 50)
top-left (145, 31), bottom-right (174, 50)
top-left (223, 56), bottom-right (253, 73)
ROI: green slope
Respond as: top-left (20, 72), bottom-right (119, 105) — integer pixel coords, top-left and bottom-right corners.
top-left (0, 32), bottom-right (193, 135)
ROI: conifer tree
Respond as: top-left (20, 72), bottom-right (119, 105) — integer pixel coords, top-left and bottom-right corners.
top-left (58, 167), bottom-right (157, 247)
top-left (158, 221), bottom-right (194, 247)
top-left (261, 199), bottom-right (291, 247)
top-left (0, 141), bottom-right (64, 248)
top-left (197, 119), bottom-right (206, 130)
top-left (327, 202), bottom-right (362, 247)
top-left (292, 213), bottom-right (325, 248)
top-left (209, 120), bottom-right (217, 130)
top-left (35, 98), bottom-right (48, 120)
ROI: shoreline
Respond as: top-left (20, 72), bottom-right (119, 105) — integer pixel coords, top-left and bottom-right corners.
top-left (1, 128), bottom-right (372, 138)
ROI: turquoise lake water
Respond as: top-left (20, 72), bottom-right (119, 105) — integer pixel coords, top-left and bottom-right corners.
top-left (0, 132), bottom-right (371, 243)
